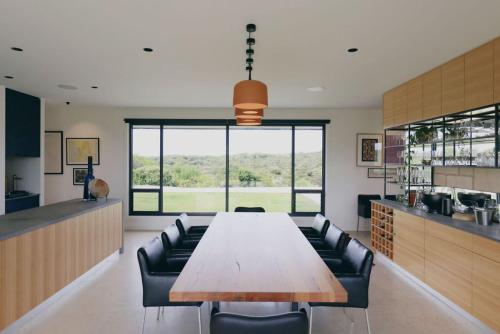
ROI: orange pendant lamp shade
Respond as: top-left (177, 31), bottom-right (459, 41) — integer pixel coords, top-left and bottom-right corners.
top-left (236, 116), bottom-right (262, 126)
top-left (235, 108), bottom-right (263, 117)
top-left (233, 80), bottom-right (268, 109)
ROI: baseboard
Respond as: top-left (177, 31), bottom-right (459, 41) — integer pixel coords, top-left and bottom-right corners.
top-left (0, 252), bottom-right (120, 334)
top-left (375, 253), bottom-right (495, 334)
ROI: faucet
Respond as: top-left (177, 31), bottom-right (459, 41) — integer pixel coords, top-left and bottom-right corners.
top-left (12, 174), bottom-right (22, 193)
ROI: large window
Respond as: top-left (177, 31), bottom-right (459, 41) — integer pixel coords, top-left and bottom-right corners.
top-left (128, 120), bottom-right (327, 216)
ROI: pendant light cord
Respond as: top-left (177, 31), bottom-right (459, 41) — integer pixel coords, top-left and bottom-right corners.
top-left (248, 31), bottom-right (253, 80)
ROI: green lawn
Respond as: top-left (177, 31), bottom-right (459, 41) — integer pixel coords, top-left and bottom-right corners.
top-left (133, 192), bottom-right (320, 212)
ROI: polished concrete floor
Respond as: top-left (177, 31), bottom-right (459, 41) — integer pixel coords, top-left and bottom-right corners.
top-left (4, 231), bottom-right (490, 334)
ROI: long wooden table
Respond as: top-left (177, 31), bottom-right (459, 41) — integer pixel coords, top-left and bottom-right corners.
top-left (170, 212), bottom-right (347, 303)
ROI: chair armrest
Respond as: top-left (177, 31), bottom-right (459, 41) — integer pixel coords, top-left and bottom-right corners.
top-left (166, 256), bottom-right (190, 272)
top-left (336, 275), bottom-right (369, 308)
top-left (180, 238), bottom-right (199, 249)
top-left (142, 272), bottom-right (178, 307)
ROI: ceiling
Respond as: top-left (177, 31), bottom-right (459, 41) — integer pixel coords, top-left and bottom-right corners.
top-left (1, 0), bottom-right (500, 109)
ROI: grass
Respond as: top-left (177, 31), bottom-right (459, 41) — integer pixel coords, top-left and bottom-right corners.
top-left (133, 192), bottom-right (320, 213)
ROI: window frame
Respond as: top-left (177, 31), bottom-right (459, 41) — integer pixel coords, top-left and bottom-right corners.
top-left (126, 119), bottom-right (329, 216)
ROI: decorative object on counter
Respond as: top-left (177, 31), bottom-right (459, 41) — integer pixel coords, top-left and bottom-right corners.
top-left (83, 156), bottom-right (96, 201)
top-left (66, 137), bottom-right (100, 165)
top-left (367, 167), bottom-right (397, 179)
top-left (457, 192), bottom-right (491, 208)
top-left (356, 133), bottom-right (383, 167)
top-left (73, 168), bottom-right (88, 185)
top-left (474, 206), bottom-right (496, 226)
top-left (44, 131), bottom-right (63, 174)
top-left (89, 178), bottom-right (110, 200)
top-left (421, 192), bottom-right (451, 214)
top-left (441, 198), bottom-right (454, 217)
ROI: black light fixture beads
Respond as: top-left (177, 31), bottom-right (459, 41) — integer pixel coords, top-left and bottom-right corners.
top-left (245, 23), bottom-right (256, 80)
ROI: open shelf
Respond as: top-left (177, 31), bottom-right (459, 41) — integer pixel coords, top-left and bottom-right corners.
top-left (371, 202), bottom-right (394, 259)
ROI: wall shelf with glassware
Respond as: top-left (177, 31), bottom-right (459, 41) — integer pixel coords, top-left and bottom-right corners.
top-left (384, 104), bottom-right (499, 204)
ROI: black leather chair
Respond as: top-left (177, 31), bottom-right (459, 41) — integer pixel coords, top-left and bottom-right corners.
top-left (299, 213), bottom-right (330, 240)
top-left (176, 213), bottom-right (208, 238)
top-left (162, 224), bottom-right (199, 251)
top-left (211, 308), bottom-right (308, 334)
top-left (357, 194), bottom-right (381, 232)
top-left (309, 239), bottom-right (374, 334)
top-left (137, 237), bottom-right (202, 334)
top-left (308, 223), bottom-right (348, 256)
top-left (234, 206), bottom-right (266, 212)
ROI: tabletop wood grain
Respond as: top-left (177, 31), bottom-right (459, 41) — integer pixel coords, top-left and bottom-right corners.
top-left (169, 212), bottom-right (347, 303)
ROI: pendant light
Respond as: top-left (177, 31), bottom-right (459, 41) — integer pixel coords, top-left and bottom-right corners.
top-left (233, 24), bottom-right (268, 116)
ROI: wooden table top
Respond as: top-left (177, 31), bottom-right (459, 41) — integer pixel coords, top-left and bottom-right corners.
top-left (169, 212), bottom-right (348, 303)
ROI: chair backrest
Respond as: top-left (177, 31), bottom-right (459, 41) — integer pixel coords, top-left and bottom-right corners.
top-left (323, 223), bottom-right (347, 253)
top-left (234, 207), bottom-right (266, 212)
top-left (342, 239), bottom-right (374, 279)
top-left (137, 237), bottom-right (167, 275)
top-left (161, 224), bottom-right (182, 250)
top-left (311, 213), bottom-right (330, 237)
top-left (175, 213), bottom-right (190, 237)
top-left (211, 311), bottom-right (308, 334)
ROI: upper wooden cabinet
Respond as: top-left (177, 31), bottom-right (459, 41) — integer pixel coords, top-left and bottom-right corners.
top-left (465, 41), bottom-right (494, 110)
top-left (422, 67), bottom-right (442, 119)
top-left (442, 56), bottom-right (465, 116)
top-left (494, 37), bottom-right (500, 103)
top-left (406, 77), bottom-right (422, 123)
top-left (393, 84), bottom-right (407, 126)
top-left (383, 89), bottom-right (395, 129)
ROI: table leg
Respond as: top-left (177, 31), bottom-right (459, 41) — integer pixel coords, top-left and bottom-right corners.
top-left (291, 302), bottom-right (299, 311)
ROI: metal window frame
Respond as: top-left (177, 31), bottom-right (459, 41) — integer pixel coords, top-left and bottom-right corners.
top-left (127, 119), bottom-right (329, 216)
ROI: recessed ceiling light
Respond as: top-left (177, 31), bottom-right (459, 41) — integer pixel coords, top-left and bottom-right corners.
top-left (57, 84), bottom-right (78, 90)
top-left (91, 86), bottom-right (98, 89)
top-left (306, 86), bottom-right (325, 92)
top-left (11, 47), bottom-right (23, 52)
top-left (347, 48), bottom-right (359, 53)
top-left (4, 75), bottom-right (14, 79)
top-left (143, 48), bottom-right (153, 52)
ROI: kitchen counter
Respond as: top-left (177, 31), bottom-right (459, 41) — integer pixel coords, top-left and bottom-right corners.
top-left (372, 199), bottom-right (500, 243)
top-left (0, 198), bottom-right (121, 241)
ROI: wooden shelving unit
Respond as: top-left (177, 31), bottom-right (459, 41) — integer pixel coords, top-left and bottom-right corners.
top-left (371, 202), bottom-right (394, 259)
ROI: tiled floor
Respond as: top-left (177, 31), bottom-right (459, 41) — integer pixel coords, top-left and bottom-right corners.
top-left (4, 231), bottom-right (490, 334)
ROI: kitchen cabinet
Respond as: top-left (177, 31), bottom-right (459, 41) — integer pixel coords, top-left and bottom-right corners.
top-left (406, 76), bottom-right (422, 123)
top-left (393, 84), bottom-right (408, 126)
top-left (393, 210), bottom-right (425, 280)
top-left (5, 195), bottom-right (39, 214)
top-left (383, 89), bottom-right (395, 129)
top-left (465, 41), bottom-right (494, 110)
top-left (494, 37), bottom-right (500, 103)
top-left (422, 67), bottom-right (442, 119)
top-left (442, 56), bottom-right (465, 116)
top-left (5, 89), bottom-right (41, 157)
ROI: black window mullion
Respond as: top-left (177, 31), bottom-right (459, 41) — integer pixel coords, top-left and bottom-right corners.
top-left (291, 125), bottom-right (296, 214)
top-left (128, 123), bottom-right (133, 215)
top-left (225, 123), bottom-right (229, 212)
top-left (321, 124), bottom-right (326, 215)
top-left (159, 125), bottom-right (164, 214)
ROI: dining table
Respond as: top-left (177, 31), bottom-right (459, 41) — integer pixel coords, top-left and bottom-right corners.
top-left (169, 212), bottom-right (347, 304)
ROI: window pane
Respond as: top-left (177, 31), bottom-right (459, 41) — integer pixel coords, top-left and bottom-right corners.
top-left (162, 126), bottom-right (226, 212)
top-left (295, 127), bottom-right (322, 189)
top-left (229, 127), bottom-right (292, 212)
top-left (132, 126), bottom-right (161, 189)
top-left (295, 193), bottom-right (321, 213)
top-left (133, 192), bottom-right (159, 211)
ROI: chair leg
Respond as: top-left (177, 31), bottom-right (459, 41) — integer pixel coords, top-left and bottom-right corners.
top-left (308, 307), bottom-right (313, 334)
top-left (343, 308), bottom-right (355, 334)
top-left (142, 308), bottom-right (147, 334)
top-left (365, 309), bottom-right (371, 334)
top-left (156, 307), bottom-right (160, 321)
top-left (198, 306), bottom-right (203, 334)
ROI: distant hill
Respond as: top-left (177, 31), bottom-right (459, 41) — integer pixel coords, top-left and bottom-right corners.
top-left (133, 152), bottom-right (322, 188)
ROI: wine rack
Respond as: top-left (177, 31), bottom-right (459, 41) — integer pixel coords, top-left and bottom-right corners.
top-left (371, 202), bottom-right (394, 259)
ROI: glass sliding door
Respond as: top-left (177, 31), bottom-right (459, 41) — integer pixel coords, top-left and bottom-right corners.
top-left (228, 126), bottom-right (292, 212)
top-left (162, 126), bottom-right (226, 213)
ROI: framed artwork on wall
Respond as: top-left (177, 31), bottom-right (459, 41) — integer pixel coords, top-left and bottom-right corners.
top-left (368, 167), bottom-right (397, 179)
top-left (356, 133), bottom-right (383, 167)
top-left (66, 138), bottom-right (100, 165)
top-left (44, 131), bottom-right (64, 174)
top-left (73, 168), bottom-right (88, 185)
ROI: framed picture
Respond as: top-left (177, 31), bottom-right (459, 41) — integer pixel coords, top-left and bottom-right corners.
top-left (73, 168), bottom-right (88, 185)
top-left (356, 133), bottom-right (383, 167)
top-left (44, 131), bottom-right (63, 174)
top-left (66, 138), bottom-right (100, 165)
top-left (368, 167), bottom-right (397, 179)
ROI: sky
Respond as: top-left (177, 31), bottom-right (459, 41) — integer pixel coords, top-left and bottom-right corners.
top-left (133, 127), bottom-right (322, 156)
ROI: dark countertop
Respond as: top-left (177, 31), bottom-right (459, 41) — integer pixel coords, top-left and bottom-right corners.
top-left (0, 198), bottom-right (122, 241)
top-left (372, 199), bottom-right (500, 243)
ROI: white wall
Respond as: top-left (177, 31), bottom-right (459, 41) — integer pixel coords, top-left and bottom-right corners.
top-left (0, 86), bottom-right (5, 215)
top-left (44, 105), bottom-right (384, 231)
